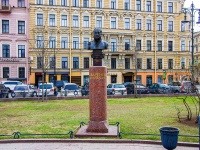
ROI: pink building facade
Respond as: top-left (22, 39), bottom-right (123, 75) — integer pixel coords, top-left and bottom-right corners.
top-left (0, 0), bottom-right (29, 84)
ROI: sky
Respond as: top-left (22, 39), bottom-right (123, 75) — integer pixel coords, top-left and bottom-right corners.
top-left (184, 0), bottom-right (200, 31)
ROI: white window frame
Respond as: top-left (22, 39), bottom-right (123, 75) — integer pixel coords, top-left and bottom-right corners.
top-left (181, 40), bottom-right (185, 51)
top-left (83, 16), bottom-right (89, 28)
top-left (111, 38), bottom-right (117, 52)
top-left (124, 18), bottom-right (130, 29)
top-left (61, 37), bottom-right (68, 48)
top-left (96, 16), bottom-right (103, 28)
top-left (61, 15), bottom-right (67, 26)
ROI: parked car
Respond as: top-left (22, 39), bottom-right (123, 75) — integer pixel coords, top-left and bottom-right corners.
top-left (148, 83), bottom-right (171, 94)
top-left (11, 84), bottom-right (37, 98)
top-left (181, 81), bottom-right (197, 93)
top-left (37, 83), bottom-right (55, 96)
top-left (0, 84), bottom-right (9, 98)
top-left (55, 80), bottom-right (68, 92)
top-left (168, 81), bottom-right (182, 93)
top-left (60, 83), bottom-right (80, 96)
top-left (125, 83), bottom-right (149, 94)
top-left (81, 82), bottom-right (89, 96)
top-left (107, 83), bottom-right (127, 95)
top-left (1, 81), bottom-right (23, 92)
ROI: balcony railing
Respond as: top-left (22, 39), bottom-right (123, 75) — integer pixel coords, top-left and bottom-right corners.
top-left (0, 5), bottom-right (11, 13)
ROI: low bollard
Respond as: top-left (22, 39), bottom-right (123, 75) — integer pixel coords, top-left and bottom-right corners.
top-left (159, 126), bottom-right (179, 150)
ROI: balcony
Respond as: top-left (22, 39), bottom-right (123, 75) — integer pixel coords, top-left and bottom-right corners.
top-left (0, 5), bottom-right (11, 13)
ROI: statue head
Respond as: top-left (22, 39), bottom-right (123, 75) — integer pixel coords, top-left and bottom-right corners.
top-left (93, 28), bottom-right (102, 41)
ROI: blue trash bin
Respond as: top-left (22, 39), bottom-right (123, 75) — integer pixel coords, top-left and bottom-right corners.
top-left (159, 126), bottom-right (179, 150)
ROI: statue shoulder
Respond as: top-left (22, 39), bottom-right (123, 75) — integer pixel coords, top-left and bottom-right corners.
top-left (103, 41), bottom-right (108, 49)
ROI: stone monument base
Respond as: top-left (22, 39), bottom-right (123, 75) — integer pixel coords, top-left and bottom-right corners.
top-left (86, 120), bottom-right (108, 133)
top-left (75, 125), bottom-right (118, 138)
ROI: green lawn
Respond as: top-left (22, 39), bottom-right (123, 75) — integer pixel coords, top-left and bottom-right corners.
top-left (0, 97), bottom-right (198, 142)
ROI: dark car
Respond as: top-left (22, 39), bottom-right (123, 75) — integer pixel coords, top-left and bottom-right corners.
top-left (55, 80), bottom-right (68, 91)
top-left (0, 84), bottom-right (9, 98)
top-left (148, 83), bottom-right (171, 94)
top-left (81, 83), bottom-right (89, 96)
top-left (125, 83), bottom-right (149, 94)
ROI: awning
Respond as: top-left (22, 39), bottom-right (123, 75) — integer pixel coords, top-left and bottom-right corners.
top-left (122, 72), bottom-right (134, 75)
top-left (46, 72), bottom-right (69, 75)
top-left (7, 78), bottom-right (27, 81)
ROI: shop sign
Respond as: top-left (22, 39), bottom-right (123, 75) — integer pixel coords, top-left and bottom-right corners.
top-left (0, 57), bottom-right (19, 62)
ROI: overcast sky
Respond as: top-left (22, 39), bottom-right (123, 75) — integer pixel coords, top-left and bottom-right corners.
top-left (184, 0), bottom-right (200, 31)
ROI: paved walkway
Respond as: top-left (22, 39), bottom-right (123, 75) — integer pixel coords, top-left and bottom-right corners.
top-left (0, 141), bottom-right (198, 150)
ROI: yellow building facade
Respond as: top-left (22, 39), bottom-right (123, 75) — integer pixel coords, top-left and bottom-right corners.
top-left (194, 31), bottom-right (200, 81)
top-left (29, 0), bottom-right (191, 87)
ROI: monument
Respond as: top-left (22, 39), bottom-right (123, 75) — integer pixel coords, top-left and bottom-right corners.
top-left (75, 28), bottom-right (118, 137)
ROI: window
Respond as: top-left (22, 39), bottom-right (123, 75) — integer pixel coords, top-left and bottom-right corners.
top-left (83, 16), bottom-right (89, 28)
top-left (158, 75), bottom-right (163, 83)
top-left (73, 0), bottom-right (79, 6)
top-left (111, 75), bottom-right (117, 83)
top-left (61, 15), bottom-right (67, 26)
top-left (157, 20), bottom-right (162, 31)
top-left (73, 15), bottom-right (79, 27)
top-left (61, 37), bottom-right (68, 48)
top-left (83, 37), bottom-right (89, 49)
top-left (168, 21), bottom-right (173, 32)
top-left (73, 57), bottom-right (79, 68)
top-left (124, 0), bottom-right (130, 10)
top-left (96, 0), bottom-right (102, 8)
top-left (61, 0), bottom-right (67, 6)
top-left (136, 19), bottom-right (141, 30)
top-left (49, 37), bottom-right (56, 48)
top-left (37, 0), bottom-right (43, 4)
top-left (62, 57), bottom-right (68, 68)
top-left (49, 57), bottom-right (55, 69)
top-left (136, 40), bottom-right (141, 50)
top-left (147, 58), bottom-right (152, 69)
top-left (18, 21), bottom-right (25, 34)
top-left (168, 2), bottom-right (173, 13)
top-left (136, 0), bottom-right (141, 11)
top-left (181, 23), bottom-right (185, 31)
top-left (158, 58), bottom-right (162, 69)
top-left (147, 40), bottom-right (151, 51)
top-left (111, 38), bottom-right (117, 52)
top-left (37, 14), bottom-right (43, 26)
top-left (157, 40), bottom-right (162, 51)
top-left (111, 0), bottom-right (116, 9)
top-left (37, 36), bottom-right (44, 48)
top-left (61, 75), bottom-right (68, 82)
top-left (37, 57), bottom-right (43, 69)
top-left (137, 58), bottom-right (142, 69)
top-left (168, 59), bottom-right (173, 69)
top-left (168, 41), bottom-right (173, 51)
top-left (49, 0), bottom-right (55, 5)
top-left (125, 58), bottom-right (130, 69)
top-left (96, 16), bottom-right (102, 28)
top-left (49, 14), bottom-right (55, 26)
top-left (181, 58), bottom-right (185, 69)
top-left (124, 18), bottom-right (130, 29)
top-left (18, 0), bottom-right (25, 7)
top-left (84, 57), bottom-right (89, 69)
top-left (3, 67), bottom-right (9, 78)
top-left (19, 67), bottom-right (25, 78)
top-left (111, 58), bottom-right (116, 69)
top-left (111, 17), bottom-right (116, 29)
top-left (146, 19), bottom-right (151, 30)
top-left (157, 1), bottom-right (162, 12)
top-left (124, 39), bottom-right (130, 50)
top-left (2, 44), bottom-right (10, 58)
top-left (181, 40), bottom-right (185, 51)
top-left (83, 0), bottom-right (89, 7)
top-left (2, 20), bottom-right (9, 33)
top-left (168, 75), bottom-right (173, 84)
top-left (18, 45), bottom-right (25, 58)
top-left (73, 37), bottom-right (79, 49)
top-left (146, 1), bottom-right (151, 11)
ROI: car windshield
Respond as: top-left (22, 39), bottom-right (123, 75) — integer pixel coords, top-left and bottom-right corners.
top-left (64, 85), bottom-right (78, 90)
top-left (39, 84), bottom-right (53, 89)
top-left (15, 86), bottom-right (28, 90)
top-left (160, 84), bottom-right (169, 88)
top-left (114, 84), bottom-right (125, 88)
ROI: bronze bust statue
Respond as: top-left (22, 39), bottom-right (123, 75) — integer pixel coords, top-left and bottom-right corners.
top-left (88, 28), bottom-right (108, 50)
top-left (88, 28), bottom-right (108, 66)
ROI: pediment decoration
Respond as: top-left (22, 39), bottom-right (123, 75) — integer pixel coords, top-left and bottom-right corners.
top-left (82, 10), bottom-right (90, 15)
top-left (48, 8), bottom-right (56, 13)
top-left (72, 10), bottom-right (79, 14)
top-left (95, 10), bottom-right (105, 16)
top-left (157, 15), bottom-right (163, 19)
top-left (35, 8), bottom-right (43, 12)
top-left (109, 11), bottom-right (119, 16)
top-left (135, 14), bottom-right (143, 19)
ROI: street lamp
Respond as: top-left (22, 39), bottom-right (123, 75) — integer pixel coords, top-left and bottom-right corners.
top-left (182, 2), bottom-right (200, 82)
top-left (53, 39), bottom-right (57, 95)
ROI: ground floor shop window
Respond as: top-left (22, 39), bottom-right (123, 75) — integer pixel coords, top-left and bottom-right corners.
top-left (61, 74), bottom-right (68, 82)
top-left (111, 75), bottom-right (117, 83)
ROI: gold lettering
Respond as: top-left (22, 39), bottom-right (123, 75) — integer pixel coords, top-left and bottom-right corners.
top-left (90, 73), bottom-right (105, 80)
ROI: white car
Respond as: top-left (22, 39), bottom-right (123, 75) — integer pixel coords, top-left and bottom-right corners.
top-left (1, 81), bottom-right (23, 92)
top-left (37, 83), bottom-right (55, 96)
top-left (60, 83), bottom-right (80, 96)
top-left (11, 84), bottom-right (37, 98)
